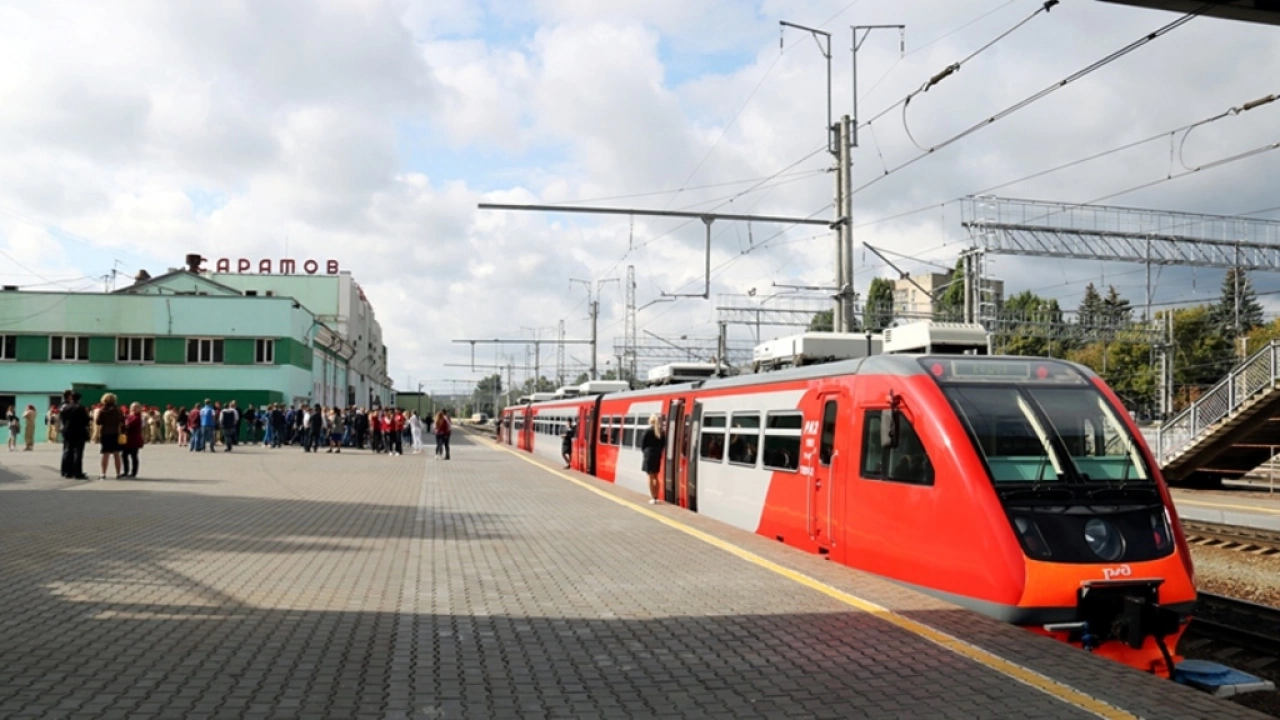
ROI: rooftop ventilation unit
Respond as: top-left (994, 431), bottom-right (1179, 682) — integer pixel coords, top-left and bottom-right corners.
top-left (882, 321), bottom-right (990, 355)
top-left (518, 392), bottom-right (558, 404)
top-left (753, 332), bottom-right (882, 373)
top-left (577, 380), bottom-right (630, 396)
top-left (645, 362), bottom-right (724, 387)
top-left (553, 386), bottom-right (581, 399)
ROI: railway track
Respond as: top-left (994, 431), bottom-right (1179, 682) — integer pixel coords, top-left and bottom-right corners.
top-left (1190, 592), bottom-right (1280, 657)
top-left (1182, 520), bottom-right (1280, 556)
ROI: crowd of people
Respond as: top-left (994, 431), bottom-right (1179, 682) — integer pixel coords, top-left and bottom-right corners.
top-left (31, 390), bottom-right (455, 481)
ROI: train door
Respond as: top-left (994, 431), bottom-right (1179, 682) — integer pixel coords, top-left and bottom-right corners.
top-left (576, 405), bottom-right (592, 473)
top-left (684, 401), bottom-right (702, 511)
top-left (808, 392), bottom-right (844, 553)
top-left (664, 399), bottom-right (684, 504)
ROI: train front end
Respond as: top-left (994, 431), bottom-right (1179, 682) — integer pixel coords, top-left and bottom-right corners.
top-left (923, 357), bottom-right (1198, 676)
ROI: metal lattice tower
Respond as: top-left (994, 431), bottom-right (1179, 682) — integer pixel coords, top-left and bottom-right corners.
top-left (625, 265), bottom-right (637, 385)
top-left (556, 320), bottom-right (566, 387)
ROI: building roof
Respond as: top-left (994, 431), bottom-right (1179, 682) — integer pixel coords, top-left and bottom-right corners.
top-left (114, 269), bottom-right (245, 297)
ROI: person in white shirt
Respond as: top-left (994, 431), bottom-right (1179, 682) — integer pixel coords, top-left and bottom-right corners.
top-left (409, 411), bottom-right (423, 454)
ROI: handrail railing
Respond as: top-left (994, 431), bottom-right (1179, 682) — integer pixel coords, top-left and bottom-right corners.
top-left (1156, 340), bottom-right (1280, 466)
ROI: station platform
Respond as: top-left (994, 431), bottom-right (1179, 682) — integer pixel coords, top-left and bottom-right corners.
top-left (1173, 485), bottom-right (1280, 533)
top-left (0, 435), bottom-right (1266, 719)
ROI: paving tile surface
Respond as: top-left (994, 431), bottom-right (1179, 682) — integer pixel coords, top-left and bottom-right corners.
top-left (0, 434), bottom-right (1264, 719)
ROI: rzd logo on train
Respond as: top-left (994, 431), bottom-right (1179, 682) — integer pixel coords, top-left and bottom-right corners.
top-left (1102, 565), bottom-right (1131, 581)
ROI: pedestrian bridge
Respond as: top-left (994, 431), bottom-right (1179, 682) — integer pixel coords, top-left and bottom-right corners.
top-left (1153, 340), bottom-right (1280, 484)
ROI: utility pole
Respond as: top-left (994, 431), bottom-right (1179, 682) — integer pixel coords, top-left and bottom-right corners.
top-left (556, 320), bottom-right (566, 387)
top-left (625, 265), bottom-right (637, 386)
top-left (781, 20), bottom-right (842, 332)
top-left (571, 277), bottom-right (619, 380)
top-left (848, 24), bottom-right (905, 332)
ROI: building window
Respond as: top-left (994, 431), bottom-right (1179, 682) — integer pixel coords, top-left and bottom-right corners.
top-left (186, 338), bottom-right (224, 364)
top-left (117, 337), bottom-right (155, 363)
top-left (50, 336), bottom-right (89, 362)
top-left (0, 335), bottom-right (14, 361)
top-left (255, 339), bottom-right (275, 364)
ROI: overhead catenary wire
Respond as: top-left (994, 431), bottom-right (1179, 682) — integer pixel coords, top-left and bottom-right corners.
top-left (847, 88), bottom-right (1280, 234)
top-left (858, 0), bottom-right (1060, 136)
top-left (902, 0), bottom-right (1061, 151)
top-left (853, 3), bottom-right (1208, 198)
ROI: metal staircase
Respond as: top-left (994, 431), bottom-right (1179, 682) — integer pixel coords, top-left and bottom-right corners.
top-left (1155, 341), bottom-right (1280, 484)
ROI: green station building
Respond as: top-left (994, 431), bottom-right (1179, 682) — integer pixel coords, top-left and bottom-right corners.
top-left (0, 256), bottom-right (392, 444)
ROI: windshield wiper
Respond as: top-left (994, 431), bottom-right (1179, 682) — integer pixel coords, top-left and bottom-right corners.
top-left (999, 486), bottom-right (1076, 503)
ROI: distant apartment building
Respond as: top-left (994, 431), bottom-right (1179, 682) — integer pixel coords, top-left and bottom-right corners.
top-left (891, 273), bottom-right (1004, 318)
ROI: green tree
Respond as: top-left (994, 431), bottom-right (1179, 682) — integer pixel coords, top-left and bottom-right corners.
top-left (863, 277), bottom-right (895, 331)
top-left (1077, 283), bottom-right (1103, 327)
top-left (1066, 340), bottom-right (1156, 414)
top-left (1101, 286), bottom-right (1132, 325)
top-left (1211, 267), bottom-right (1264, 341)
top-left (934, 259), bottom-right (965, 321)
top-left (1169, 305), bottom-right (1234, 407)
top-left (808, 309), bottom-right (833, 332)
top-left (997, 291), bottom-right (1064, 357)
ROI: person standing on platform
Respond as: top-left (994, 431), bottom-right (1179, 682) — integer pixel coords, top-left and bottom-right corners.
top-left (409, 411), bottom-right (423, 454)
top-left (199, 399), bottom-right (216, 452)
top-left (95, 393), bottom-right (124, 480)
top-left (21, 404), bottom-right (36, 450)
top-left (641, 414), bottom-right (665, 504)
top-left (307, 404), bottom-right (324, 453)
top-left (46, 404), bottom-right (59, 444)
top-left (5, 406), bottom-right (18, 451)
top-left (121, 402), bottom-right (144, 478)
top-left (561, 420), bottom-right (576, 469)
top-left (389, 409), bottom-right (405, 456)
top-left (434, 410), bottom-right (452, 460)
top-left (371, 408), bottom-right (384, 454)
top-left (60, 391), bottom-right (89, 479)
top-left (328, 407), bottom-right (344, 453)
top-left (220, 401), bottom-right (239, 452)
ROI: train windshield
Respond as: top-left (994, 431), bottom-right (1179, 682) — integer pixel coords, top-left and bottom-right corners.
top-left (942, 384), bottom-right (1150, 485)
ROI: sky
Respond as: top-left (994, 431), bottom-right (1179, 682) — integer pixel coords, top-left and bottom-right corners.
top-left (1, 0), bottom-right (1279, 394)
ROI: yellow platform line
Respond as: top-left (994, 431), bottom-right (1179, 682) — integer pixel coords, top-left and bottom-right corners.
top-left (484, 437), bottom-right (1135, 720)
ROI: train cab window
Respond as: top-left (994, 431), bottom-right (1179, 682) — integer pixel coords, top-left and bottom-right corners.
top-left (861, 411), bottom-right (934, 486)
top-left (763, 412), bottom-right (802, 472)
top-left (727, 413), bottom-right (760, 467)
top-left (819, 400), bottom-right (837, 466)
top-left (699, 414), bottom-right (726, 461)
top-left (610, 416), bottom-right (622, 445)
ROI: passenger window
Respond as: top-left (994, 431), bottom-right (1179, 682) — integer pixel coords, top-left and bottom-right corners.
top-left (861, 410), bottom-right (934, 486)
top-left (599, 416), bottom-right (610, 444)
top-left (727, 413), bottom-right (760, 467)
top-left (611, 415), bottom-right (622, 446)
top-left (623, 415), bottom-right (637, 447)
top-left (819, 400), bottom-right (837, 466)
top-left (700, 414), bottom-right (726, 462)
top-left (763, 413), bottom-right (802, 472)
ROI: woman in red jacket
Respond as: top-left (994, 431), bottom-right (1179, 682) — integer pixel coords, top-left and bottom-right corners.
top-left (121, 402), bottom-right (145, 479)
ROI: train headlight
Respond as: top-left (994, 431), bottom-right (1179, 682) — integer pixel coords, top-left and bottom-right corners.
top-left (1012, 515), bottom-right (1052, 559)
top-left (1084, 518), bottom-right (1125, 562)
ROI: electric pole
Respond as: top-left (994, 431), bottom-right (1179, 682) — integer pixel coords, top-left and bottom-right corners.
top-left (571, 277), bottom-right (619, 380)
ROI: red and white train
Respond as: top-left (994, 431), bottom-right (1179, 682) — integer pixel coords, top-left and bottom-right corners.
top-left (498, 351), bottom-right (1196, 677)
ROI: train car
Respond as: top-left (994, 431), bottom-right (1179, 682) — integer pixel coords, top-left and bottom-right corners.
top-left (499, 352), bottom-right (1208, 679)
